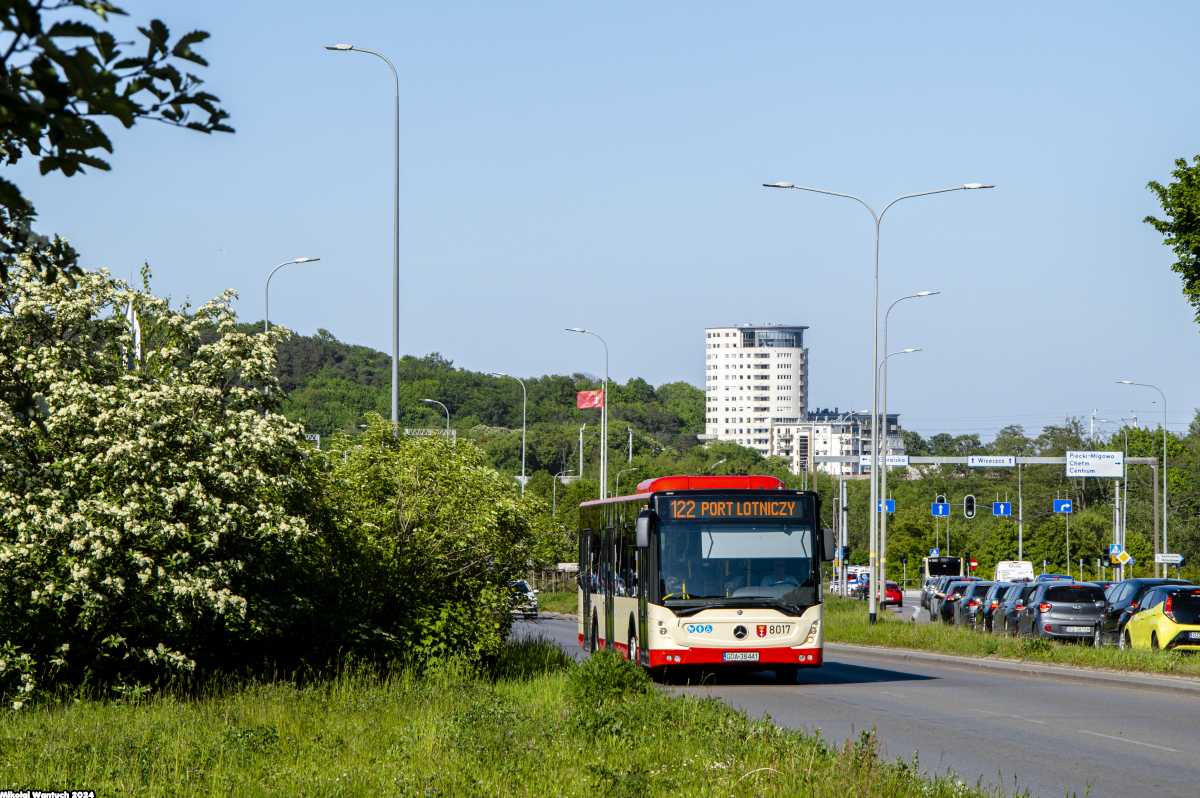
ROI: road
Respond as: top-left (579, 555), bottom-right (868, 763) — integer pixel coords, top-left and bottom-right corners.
top-left (514, 616), bottom-right (1200, 798)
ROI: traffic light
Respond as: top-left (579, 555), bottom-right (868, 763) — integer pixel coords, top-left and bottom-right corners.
top-left (936, 494), bottom-right (946, 504)
top-left (963, 495), bottom-right (976, 519)
top-left (964, 550), bottom-right (972, 572)
top-left (899, 553), bottom-right (908, 566)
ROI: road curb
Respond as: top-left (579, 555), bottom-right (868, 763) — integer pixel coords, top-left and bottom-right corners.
top-left (537, 612), bottom-right (579, 622)
top-left (825, 642), bottom-right (1200, 698)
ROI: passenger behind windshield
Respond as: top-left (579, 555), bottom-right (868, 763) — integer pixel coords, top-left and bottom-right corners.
top-left (659, 523), bottom-right (815, 607)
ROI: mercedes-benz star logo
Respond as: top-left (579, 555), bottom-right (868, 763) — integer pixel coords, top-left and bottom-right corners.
top-left (733, 625), bottom-right (747, 639)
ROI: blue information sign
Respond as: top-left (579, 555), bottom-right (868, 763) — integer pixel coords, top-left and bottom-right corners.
top-left (878, 499), bottom-right (896, 513)
top-left (931, 502), bottom-right (950, 517)
top-left (930, 548), bottom-right (940, 556)
top-left (993, 502), bottom-right (1012, 516)
top-left (1109, 544), bottom-right (1122, 555)
top-left (1053, 499), bottom-right (1073, 513)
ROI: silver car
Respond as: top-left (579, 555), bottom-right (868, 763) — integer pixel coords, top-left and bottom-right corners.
top-left (1017, 582), bottom-right (1107, 640)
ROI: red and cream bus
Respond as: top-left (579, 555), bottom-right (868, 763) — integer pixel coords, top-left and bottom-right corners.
top-left (577, 474), bottom-right (834, 683)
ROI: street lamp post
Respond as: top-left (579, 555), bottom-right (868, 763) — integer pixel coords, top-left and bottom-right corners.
top-left (567, 329), bottom-right (609, 499)
top-left (265, 258), bottom-right (321, 332)
top-left (493, 372), bottom-right (528, 495)
top-left (553, 469), bottom-right (575, 517)
top-left (879, 292), bottom-right (938, 599)
top-left (709, 458), bottom-right (727, 473)
top-left (420, 399), bottom-right (449, 441)
top-left (765, 179), bottom-right (991, 623)
top-left (615, 467), bottom-right (638, 497)
top-left (875, 348), bottom-right (921, 607)
top-left (325, 43), bottom-right (400, 436)
top-left (1118, 380), bottom-right (1168, 572)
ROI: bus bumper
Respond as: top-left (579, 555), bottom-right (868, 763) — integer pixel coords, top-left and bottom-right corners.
top-left (648, 647), bottom-right (822, 668)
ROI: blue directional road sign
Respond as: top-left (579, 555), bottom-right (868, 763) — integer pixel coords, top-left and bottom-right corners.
top-left (993, 502), bottom-right (1012, 516)
top-left (1054, 499), bottom-right (1073, 513)
top-left (878, 499), bottom-right (896, 513)
top-left (930, 549), bottom-right (940, 556)
top-left (931, 502), bottom-right (950, 517)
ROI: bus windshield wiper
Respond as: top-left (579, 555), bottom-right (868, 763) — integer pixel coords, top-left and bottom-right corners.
top-left (668, 600), bottom-right (805, 618)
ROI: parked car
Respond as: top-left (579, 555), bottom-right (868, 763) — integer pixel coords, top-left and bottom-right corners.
top-left (937, 580), bottom-right (980, 624)
top-left (1016, 582), bottom-right (1107, 640)
top-left (1093, 578), bottom-right (1193, 648)
top-left (993, 582), bottom-right (1039, 636)
top-left (920, 577), bottom-right (939, 610)
top-left (510, 579), bottom-right (539, 619)
top-left (954, 581), bottom-right (998, 627)
top-left (1035, 574), bottom-right (1074, 581)
top-left (884, 581), bottom-right (903, 607)
top-left (930, 575), bottom-right (981, 620)
top-left (973, 582), bottom-right (1015, 633)
top-left (1124, 585), bottom-right (1200, 651)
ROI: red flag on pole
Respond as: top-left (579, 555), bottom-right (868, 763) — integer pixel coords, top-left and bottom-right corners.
top-left (577, 389), bottom-right (604, 409)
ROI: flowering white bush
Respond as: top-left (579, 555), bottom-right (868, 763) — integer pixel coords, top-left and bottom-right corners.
top-left (0, 262), bottom-right (315, 700)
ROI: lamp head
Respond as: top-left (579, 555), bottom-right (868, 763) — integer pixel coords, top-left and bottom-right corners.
top-left (902, 348), bottom-right (921, 353)
top-left (963, 183), bottom-right (995, 189)
top-left (1117, 380), bottom-right (1133, 385)
top-left (491, 372), bottom-right (507, 377)
top-left (421, 399), bottom-right (434, 403)
top-left (565, 327), bottom-right (585, 333)
top-left (763, 182), bottom-right (795, 188)
top-left (325, 44), bottom-right (354, 50)
top-left (293, 257), bottom-right (320, 263)
top-left (916, 291), bottom-right (939, 297)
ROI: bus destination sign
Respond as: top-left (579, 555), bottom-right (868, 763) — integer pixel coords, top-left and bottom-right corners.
top-left (664, 497), bottom-right (803, 520)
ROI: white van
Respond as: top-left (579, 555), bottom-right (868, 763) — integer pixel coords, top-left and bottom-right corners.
top-left (994, 560), bottom-right (1035, 582)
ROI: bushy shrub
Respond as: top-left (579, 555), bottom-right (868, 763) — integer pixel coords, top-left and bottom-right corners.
top-left (0, 263), bottom-right (318, 702)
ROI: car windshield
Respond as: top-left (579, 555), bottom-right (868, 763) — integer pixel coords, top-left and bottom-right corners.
top-left (1045, 586), bottom-right (1106, 602)
top-left (887, 582), bottom-right (899, 589)
top-left (951, 584), bottom-right (972, 596)
top-left (1168, 591), bottom-right (1200, 624)
top-left (511, 580), bottom-right (531, 592)
top-left (658, 521), bottom-right (815, 607)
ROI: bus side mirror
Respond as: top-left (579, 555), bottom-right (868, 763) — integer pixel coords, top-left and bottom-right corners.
top-left (821, 528), bottom-right (836, 562)
top-left (635, 510), bottom-right (655, 548)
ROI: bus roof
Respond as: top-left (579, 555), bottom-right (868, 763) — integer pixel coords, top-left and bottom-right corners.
top-left (634, 474), bottom-right (786, 493)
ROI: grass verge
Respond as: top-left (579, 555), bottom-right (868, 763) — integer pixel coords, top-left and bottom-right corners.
top-left (538, 589), bottom-right (579, 615)
top-left (824, 596), bottom-right (1200, 679)
top-left (9, 636), bottom-right (1005, 797)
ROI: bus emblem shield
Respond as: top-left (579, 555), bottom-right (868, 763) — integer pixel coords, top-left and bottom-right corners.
top-left (756, 625), bottom-right (766, 638)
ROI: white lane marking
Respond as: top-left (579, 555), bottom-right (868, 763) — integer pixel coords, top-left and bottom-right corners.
top-left (969, 708), bottom-right (1046, 724)
top-left (1077, 730), bottom-right (1179, 752)
top-left (879, 691), bottom-right (906, 698)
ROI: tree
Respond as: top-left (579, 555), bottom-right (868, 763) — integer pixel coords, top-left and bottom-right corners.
top-left (0, 261), bottom-right (314, 701)
top-left (0, 0), bottom-right (231, 286)
top-left (1145, 156), bottom-right (1200, 325)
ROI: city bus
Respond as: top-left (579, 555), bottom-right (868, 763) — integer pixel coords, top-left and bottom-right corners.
top-left (922, 556), bottom-right (964, 580)
top-left (577, 474), bottom-right (834, 683)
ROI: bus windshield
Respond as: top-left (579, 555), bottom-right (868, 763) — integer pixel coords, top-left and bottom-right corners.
top-left (659, 522), bottom-right (816, 610)
top-left (926, 557), bottom-right (962, 577)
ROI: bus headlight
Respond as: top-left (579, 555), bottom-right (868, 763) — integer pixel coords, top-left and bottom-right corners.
top-left (805, 622), bottom-right (818, 644)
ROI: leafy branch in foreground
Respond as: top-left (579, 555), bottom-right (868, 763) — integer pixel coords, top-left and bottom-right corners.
top-left (1145, 155), bottom-right (1200, 325)
top-left (0, 0), bottom-right (232, 285)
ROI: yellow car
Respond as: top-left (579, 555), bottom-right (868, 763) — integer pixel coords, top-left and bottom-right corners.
top-left (1124, 585), bottom-right (1200, 651)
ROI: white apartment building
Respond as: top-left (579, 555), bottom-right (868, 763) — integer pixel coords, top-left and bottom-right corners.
top-left (704, 324), bottom-right (809, 455)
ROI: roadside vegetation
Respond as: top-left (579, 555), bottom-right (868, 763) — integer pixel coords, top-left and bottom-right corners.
top-left (825, 597), bottom-right (1200, 679)
top-left (10, 637), bottom-right (1008, 797)
top-left (538, 589), bottom-right (580, 616)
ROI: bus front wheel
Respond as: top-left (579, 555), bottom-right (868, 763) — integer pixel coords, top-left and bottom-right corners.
top-left (774, 665), bottom-right (798, 684)
top-left (628, 628), bottom-right (639, 664)
top-left (589, 615), bottom-right (598, 654)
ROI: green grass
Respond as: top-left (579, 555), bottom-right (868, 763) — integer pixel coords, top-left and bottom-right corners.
top-left (824, 596), bottom-right (1200, 679)
top-left (538, 590), bottom-right (579, 615)
top-left (7, 637), bottom-right (1008, 797)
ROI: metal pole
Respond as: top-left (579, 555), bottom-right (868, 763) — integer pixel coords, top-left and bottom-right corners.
top-left (1118, 381), bottom-right (1167, 563)
top-left (579, 424), bottom-right (585, 480)
top-left (326, 44), bottom-right (400, 436)
top-left (492, 374), bottom-right (527, 494)
top-left (420, 398), bottom-right (449, 440)
top-left (1017, 463), bottom-right (1023, 561)
top-left (1152, 462), bottom-right (1160, 579)
top-left (615, 468), bottom-right (637, 497)
top-left (764, 181), bottom-right (991, 625)
top-left (265, 258), bottom-right (320, 333)
top-left (567, 329), bottom-right (608, 499)
top-left (553, 469), bottom-right (574, 517)
top-left (628, 426), bottom-right (632, 463)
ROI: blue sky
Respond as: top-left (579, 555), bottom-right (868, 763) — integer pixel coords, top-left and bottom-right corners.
top-left (14, 1), bottom-right (1200, 438)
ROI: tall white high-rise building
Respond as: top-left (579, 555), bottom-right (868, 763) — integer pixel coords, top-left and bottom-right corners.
top-left (703, 324), bottom-right (808, 456)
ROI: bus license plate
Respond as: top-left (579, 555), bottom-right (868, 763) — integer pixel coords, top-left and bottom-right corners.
top-left (722, 652), bottom-right (759, 662)
top-left (1065, 626), bottom-right (1091, 633)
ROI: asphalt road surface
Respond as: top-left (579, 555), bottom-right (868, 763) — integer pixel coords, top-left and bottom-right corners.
top-left (514, 616), bottom-right (1200, 798)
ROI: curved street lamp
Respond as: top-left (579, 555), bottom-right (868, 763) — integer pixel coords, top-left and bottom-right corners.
top-left (1118, 380), bottom-right (1168, 573)
top-left (764, 179), bottom-right (992, 624)
top-left (325, 43), bottom-right (400, 436)
top-left (553, 469), bottom-right (575, 517)
top-left (420, 398), bottom-right (449, 442)
top-left (265, 258), bottom-right (320, 332)
top-left (493, 372), bottom-right (527, 495)
top-left (615, 467), bottom-right (638, 498)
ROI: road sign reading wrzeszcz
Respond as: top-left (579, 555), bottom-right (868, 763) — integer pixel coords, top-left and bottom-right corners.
top-left (878, 499), bottom-right (896, 513)
top-left (969, 456), bottom-right (1016, 467)
top-left (1156, 553), bottom-right (1184, 565)
top-left (1053, 499), bottom-right (1073, 513)
top-left (993, 502), bottom-right (1011, 516)
top-left (931, 502), bottom-right (950, 517)
top-left (1065, 451), bottom-right (1124, 478)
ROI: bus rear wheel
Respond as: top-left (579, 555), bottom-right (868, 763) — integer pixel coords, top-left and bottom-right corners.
top-left (627, 629), bottom-right (639, 664)
top-left (589, 615), bottom-right (598, 654)
top-left (774, 665), bottom-right (798, 684)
